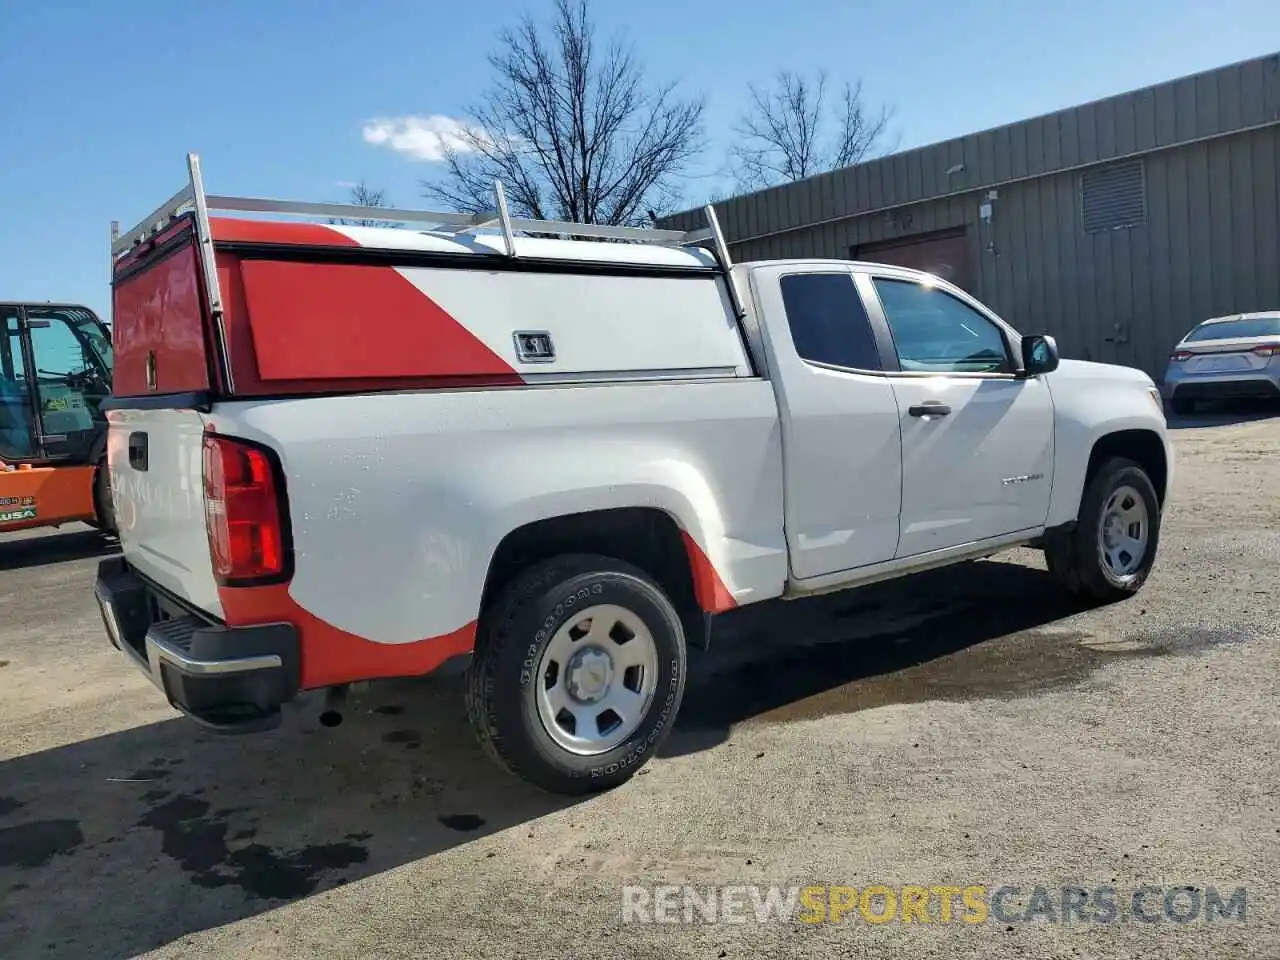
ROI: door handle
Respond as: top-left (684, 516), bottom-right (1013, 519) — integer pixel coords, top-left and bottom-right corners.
top-left (128, 432), bottom-right (148, 471)
top-left (908, 401), bottom-right (951, 417)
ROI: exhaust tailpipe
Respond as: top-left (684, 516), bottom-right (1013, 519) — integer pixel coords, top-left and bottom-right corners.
top-left (319, 684), bottom-right (349, 727)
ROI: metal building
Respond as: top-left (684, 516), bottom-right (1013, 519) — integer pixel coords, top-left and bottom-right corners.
top-left (662, 53), bottom-right (1280, 377)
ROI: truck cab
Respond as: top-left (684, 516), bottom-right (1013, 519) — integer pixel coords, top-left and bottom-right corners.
top-left (738, 259), bottom-right (1170, 596)
top-left (0, 302), bottom-right (114, 531)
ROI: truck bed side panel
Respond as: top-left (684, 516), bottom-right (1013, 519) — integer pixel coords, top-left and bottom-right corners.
top-left (204, 379), bottom-right (785, 689)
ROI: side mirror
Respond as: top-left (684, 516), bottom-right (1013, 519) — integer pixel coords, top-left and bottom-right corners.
top-left (1021, 334), bottom-right (1059, 376)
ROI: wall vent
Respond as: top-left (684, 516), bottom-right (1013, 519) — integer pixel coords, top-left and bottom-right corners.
top-left (1082, 159), bottom-right (1146, 234)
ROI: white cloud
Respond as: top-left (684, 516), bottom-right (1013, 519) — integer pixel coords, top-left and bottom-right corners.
top-left (361, 115), bottom-right (491, 162)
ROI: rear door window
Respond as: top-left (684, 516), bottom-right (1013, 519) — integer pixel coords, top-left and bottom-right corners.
top-left (779, 273), bottom-right (883, 371)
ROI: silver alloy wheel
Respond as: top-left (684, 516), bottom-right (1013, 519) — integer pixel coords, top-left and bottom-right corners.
top-left (534, 603), bottom-right (659, 756)
top-left (1097, 484), bottom-right (1150, 584)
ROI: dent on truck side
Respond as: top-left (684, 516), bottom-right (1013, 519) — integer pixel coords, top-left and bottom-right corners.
top-left (205, 380), bottom-right (789, 647)
top-left (1042, 361), bottom-right (1172, 528)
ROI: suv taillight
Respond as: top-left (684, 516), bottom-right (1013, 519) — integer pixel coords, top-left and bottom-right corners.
top-left (1168, 350), bottom-right (1192, 362)
top-left (1251, 343), bottom-right (1280, 357)
top-left (202, 434), bottom-right (290, 584)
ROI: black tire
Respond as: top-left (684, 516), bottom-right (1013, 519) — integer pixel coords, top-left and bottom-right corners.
top-left (465, 554), bottom-right (687, 795)
top-left (1044, 457), bottom-right (1161, 602)
top-left (1170, 396), bottom-right (1195, 416)
top-left (92, 461), bottom-right (117, 536)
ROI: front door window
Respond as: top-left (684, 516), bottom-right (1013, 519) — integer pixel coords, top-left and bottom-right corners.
top-left (872, 278), bottom-right (1013, 374)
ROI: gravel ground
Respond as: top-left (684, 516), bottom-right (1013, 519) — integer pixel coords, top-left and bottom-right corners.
top-left (1, 410), bottom-right (1277, 960)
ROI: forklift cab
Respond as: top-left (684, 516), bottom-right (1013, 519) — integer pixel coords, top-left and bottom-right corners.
top-left (1, 303), bottom-right (112, 466)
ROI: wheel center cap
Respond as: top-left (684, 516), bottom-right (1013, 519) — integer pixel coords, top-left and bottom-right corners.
top-left (1103, 514), bottom-right (1128, 546)
top-left (566, 647), bottom-right (614, 703)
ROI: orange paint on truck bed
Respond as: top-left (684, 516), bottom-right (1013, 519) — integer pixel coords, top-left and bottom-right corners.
top-left (217, 581), bottom-right (477, 689)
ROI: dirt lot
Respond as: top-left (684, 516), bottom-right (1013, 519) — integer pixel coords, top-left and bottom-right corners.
top-left (1, 411), bottom-right (1278, 960)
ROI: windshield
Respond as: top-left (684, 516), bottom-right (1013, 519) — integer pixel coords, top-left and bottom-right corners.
top-left (1185, 316), bottom-right (1280, 342)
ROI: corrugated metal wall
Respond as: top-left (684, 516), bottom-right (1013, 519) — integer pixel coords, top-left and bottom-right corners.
top-left (663, 53), bottom-right (1280, 377)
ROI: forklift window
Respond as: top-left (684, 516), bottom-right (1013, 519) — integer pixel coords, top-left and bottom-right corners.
top-left (1, 308), bottom-right (35, 460)
top-left (25, 308), bottom-right (110, 461)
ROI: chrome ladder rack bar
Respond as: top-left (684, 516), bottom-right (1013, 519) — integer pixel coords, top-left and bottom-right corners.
top-left (112, 154), bottom-right (726, 263)
top-left (111, 183), bottom-right (195, 257)
top-left (187, 153), bottom-right (235, 392)
top-left (206, 195), bottom-right (498, 230)
top-left (701, 203), bottom-right (744, 318)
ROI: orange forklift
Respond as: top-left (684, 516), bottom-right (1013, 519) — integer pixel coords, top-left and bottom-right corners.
top-left (0, 302), bottom-right (115, 535)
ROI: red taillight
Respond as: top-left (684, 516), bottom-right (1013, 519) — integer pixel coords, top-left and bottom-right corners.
top-left (1251, 343), bottom-right (1280, 357)
top-left (1168, 350), bottom-right (1193, 362)
top-left (203, 434), bottom-right (289, 584)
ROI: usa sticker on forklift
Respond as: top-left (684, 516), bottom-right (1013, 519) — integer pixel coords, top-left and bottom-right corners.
top-left (0, 507), bottom-right (37, 523)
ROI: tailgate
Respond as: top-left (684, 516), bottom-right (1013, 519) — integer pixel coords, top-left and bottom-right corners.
top-left (106, 407), bottom-right (222, 617)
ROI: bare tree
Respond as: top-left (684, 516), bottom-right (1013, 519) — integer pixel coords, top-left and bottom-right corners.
top-left (330, 181), bottom-right (398, 228)
top-left (423, 0), bottom-right (705, 226)
top-left (731, 70), bottom-right (894, 191)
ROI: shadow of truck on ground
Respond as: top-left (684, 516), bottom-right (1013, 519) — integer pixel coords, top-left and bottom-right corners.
top-left (0, 527), bottom-right (119, 571)
top-left (1, 554), bottom-right (1203, 959)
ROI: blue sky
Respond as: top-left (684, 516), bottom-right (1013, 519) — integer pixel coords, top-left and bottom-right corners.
top-left (2, 0), bottom-right (1277, 320)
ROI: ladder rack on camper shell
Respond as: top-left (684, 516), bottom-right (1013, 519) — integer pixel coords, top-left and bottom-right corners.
top-left (110, 152), bottom-right (740, 290)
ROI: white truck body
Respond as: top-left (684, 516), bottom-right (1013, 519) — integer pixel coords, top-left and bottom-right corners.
top-left (95, 156), bottom-right (1172, 792)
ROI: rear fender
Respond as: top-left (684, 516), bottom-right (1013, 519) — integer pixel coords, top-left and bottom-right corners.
top-left (203, 384), bottom-right (788, 650)
top-left (485, 474), bottom-right (738, 615)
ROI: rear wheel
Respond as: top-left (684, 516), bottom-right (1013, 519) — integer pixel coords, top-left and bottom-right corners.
top-left (92, 460), bottom-right (116, 536)
top-left (465, 554), bottom-right (687, 795)
top-left (1045, 457), bottom-right (1161, 602)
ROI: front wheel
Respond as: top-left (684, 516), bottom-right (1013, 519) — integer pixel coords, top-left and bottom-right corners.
top-left (465, 554), bottom-right (687, 795)
top-left (1045, 457), bottom-right (1162, 602)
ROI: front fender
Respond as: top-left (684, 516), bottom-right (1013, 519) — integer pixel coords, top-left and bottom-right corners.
top-left (1044, 362), bottom-right (1171, 527)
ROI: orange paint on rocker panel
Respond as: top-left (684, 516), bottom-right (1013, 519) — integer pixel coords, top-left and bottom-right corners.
top-left (217, 583), bottom-right (476, 689)
top-left (680, 531), bottom-right (737, 613)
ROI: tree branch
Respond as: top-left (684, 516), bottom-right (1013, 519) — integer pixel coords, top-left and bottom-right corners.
top-left (730, 69), bottom-right (894, 191)
top-left (422, 0), bottom-right (704, 226)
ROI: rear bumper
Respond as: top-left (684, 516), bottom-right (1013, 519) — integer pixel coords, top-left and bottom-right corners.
top-left (95, 556), bottom-right (300, 732)
top-left (1162, 370), bottom-right (1280, 401)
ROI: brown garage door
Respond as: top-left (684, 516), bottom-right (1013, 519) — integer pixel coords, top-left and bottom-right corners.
top-left (853, 227), bottom-right (971, 292)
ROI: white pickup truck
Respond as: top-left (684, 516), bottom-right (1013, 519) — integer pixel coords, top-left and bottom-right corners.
top-left (96, 155), bottom-right (1171, 794)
